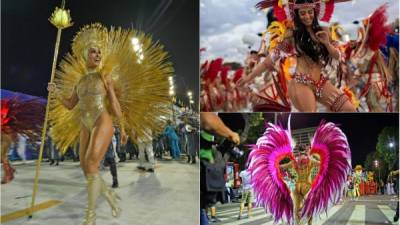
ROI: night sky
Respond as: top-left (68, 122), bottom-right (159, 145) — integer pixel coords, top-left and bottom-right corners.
top-left (2, 0), bottom-right (199, 109)
top-left (219, 113), bottom-right (399, 167)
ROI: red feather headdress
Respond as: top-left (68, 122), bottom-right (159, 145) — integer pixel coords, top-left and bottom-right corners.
top-left (233, 68), bottom-right (244, 83)
top-left (203, 58), bottom-right (223, 82)
top-left (220, 66), bottom-right (230, 86)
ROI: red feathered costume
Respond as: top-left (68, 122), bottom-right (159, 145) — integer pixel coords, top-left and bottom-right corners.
top-left (1, 96), bottom-right (45, 184)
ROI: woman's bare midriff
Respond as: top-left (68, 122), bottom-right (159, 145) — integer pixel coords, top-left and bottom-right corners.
top-left (286, 57), bottom-right (328, 112)
top-left (296, 56), bottom-right (322, 81)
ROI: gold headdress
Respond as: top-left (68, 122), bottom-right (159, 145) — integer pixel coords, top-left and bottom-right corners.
top-left (71, 23), bottom-right (108, 60)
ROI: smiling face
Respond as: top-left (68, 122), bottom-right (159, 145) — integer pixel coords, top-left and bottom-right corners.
top-left (298, 7), bottom-right (315, 27)
top-left (86, 46), bottom-right (102, 69)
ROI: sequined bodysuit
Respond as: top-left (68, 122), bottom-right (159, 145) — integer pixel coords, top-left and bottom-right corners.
top-left (76, 72), bottom-right (107, 130)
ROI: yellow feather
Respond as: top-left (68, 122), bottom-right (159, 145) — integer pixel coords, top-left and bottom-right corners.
top-left (267, 21), bottom-right (287, 52)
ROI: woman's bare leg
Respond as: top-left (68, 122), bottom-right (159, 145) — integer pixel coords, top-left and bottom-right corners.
top-left (82, 112), bottom-right (113, 224)
top-left (79, 126), bottom-right (90, 175)
top-left (288, 81), bottom-right (317, 112)
top-left (85, 113), bottom-right (113, 174)
top-left (1, 134), bottom-right (14, 184)
top-left (1, 135), bottom-right (11, 161)
top-left (320, 82), bottom-right (356, 112)
top-left (293, 190), bottom-right (302, 224)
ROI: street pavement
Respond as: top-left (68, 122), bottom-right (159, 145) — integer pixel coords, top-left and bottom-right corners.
top-left (1, 157), bottom-right (199, 225)
top-left (211, 195), bottom-right (399, 225)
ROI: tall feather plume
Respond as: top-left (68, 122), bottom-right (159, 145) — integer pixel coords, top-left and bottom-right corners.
top-left (301, 121), bottom-right (351, 219)
top-left (204, 58), bottom-right (223, 82)
top-left (366, 4), bottom-right (391, 51)
top-left (248, 123), bottom-right (294, 224)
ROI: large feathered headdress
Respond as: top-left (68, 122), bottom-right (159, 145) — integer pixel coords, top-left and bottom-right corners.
top-left (71, 23), bottom-right (108, 61)
top-left (256, 0), bottom-right (351, 22)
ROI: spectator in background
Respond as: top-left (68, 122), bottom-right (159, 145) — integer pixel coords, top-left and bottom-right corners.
top-left (48, 135), bottom-right (59, 166)
top-left (200, 112), bottom-right (240, 225)
top-left (390, 181), bottom-right (395, 195)
top-left (133, 128), bottom-right (155, 172)
top-left (179, 122), bottom-right (188, 155)
top-left (347, 178), bottom-right (355, 201)
top-left (103, 134), bottom-right (119, 188)
top-left (389, 170), bottom-right (399, 222)
top-left (163, 120), bottom-right (181, 159)
top-left (386, 181), bottom-right (393, 195)
top-left (380, 180), bottom-right (385, 195)
top-left (354, 182), bottom-right (360, 200)
top-left (154, 134), bottom-right (165, 159)
top-left (225, 179), bottom-right (234, 203)
top-left (73, 141), bottom-right (79, 162)
top-left (124, 139), bottom-right (138, 161)
top-left (186, 125), bottom-right (197, 164)
top-left (237, 169), bottom-right (253, 220)
top-left (114, 127), bottom-right (126, 162)
top-left (16, 134), bottom-right (27, 164)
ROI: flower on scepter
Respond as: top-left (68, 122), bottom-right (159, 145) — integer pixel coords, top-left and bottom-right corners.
top-left (49, 6), bottom-right (73, 29)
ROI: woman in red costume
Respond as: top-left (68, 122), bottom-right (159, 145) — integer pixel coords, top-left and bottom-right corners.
top-left (238, 0), bottom-right (357, 112)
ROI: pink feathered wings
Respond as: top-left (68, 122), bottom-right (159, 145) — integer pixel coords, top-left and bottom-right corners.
top-left (247, 121), bottom-right (351, 224)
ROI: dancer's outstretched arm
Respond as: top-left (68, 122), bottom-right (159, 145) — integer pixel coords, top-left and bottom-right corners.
top-left (200, 112), bottom-right (240, 145)
top-left (47, 83), bottom-right (78, 110)
top-left (237, 55), bottom-right (273, 87)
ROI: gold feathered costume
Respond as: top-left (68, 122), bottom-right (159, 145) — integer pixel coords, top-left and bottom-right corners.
top-left (49, 23), bottom-right (173, 153)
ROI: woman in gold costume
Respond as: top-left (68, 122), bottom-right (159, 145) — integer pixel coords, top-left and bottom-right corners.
top-left (47, 23), bottom-right (173, 225)
top-left (48, 46), bottom-right (126, 223)
top-left (248, 121), bottom-right (351, 225)
top-left (280, 145), bottom-right (320, 225)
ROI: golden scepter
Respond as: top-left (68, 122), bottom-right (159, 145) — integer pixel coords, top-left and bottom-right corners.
top-left (29, 0), bottom-right (73, 218)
